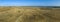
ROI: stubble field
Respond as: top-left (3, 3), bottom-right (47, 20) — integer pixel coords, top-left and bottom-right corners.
top-left (0, 6), bottom-right (60, 22)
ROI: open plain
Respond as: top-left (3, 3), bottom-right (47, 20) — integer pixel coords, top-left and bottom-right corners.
top-left (0, 6), bottom-right (60, 22)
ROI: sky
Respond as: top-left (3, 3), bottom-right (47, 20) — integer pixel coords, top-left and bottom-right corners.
top-left (0, 0), bottom-right (60, 6)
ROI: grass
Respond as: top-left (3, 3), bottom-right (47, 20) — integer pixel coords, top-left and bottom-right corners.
top-left (0, 7), bottom-right (60, 22)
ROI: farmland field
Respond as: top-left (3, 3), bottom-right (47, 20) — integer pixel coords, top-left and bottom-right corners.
top-left (0, 6), bottom-right (60, 22)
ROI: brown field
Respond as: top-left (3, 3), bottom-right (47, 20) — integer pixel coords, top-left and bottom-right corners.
top-left (0, 6), bottom-right (60, 22)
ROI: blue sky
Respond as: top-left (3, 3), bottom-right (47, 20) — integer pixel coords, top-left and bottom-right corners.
top-left (0, 0), bottom-right (60, 6)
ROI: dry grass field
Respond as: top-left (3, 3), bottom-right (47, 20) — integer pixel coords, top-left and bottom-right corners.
top-left (0, 6), bottom-right (60, 22)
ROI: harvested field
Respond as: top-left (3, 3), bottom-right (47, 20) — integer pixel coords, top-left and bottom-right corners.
top-left (0, 7), bottom-right (60, 22)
